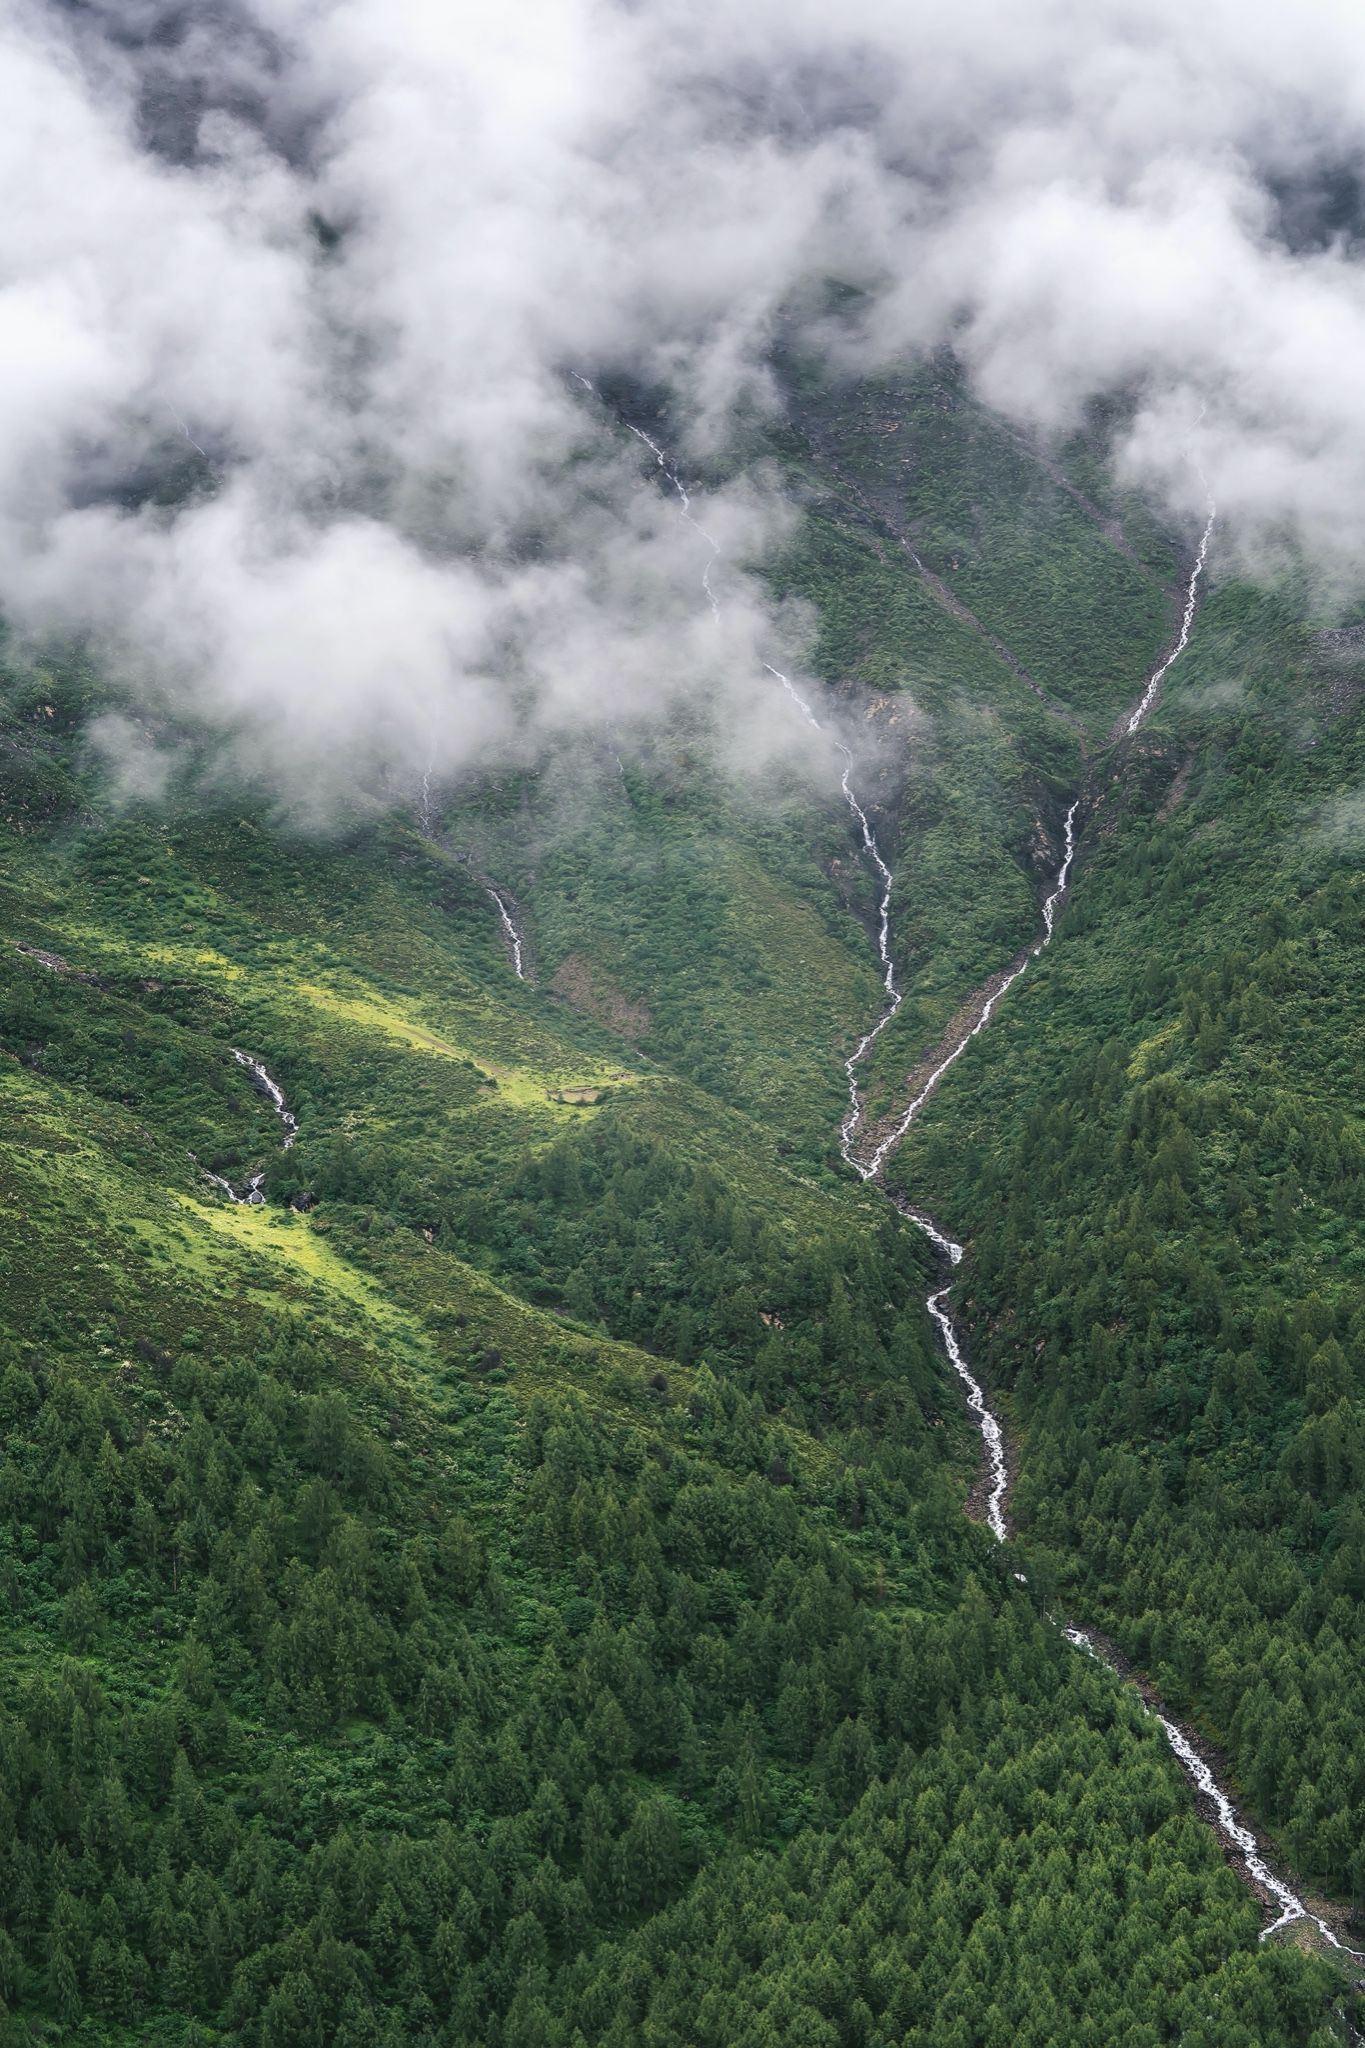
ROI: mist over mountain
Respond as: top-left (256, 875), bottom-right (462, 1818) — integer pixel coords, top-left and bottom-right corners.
top-left (7, 0), bottom-right (1365, 804)
top-left (5, 8), bottom-right (1365, 2043)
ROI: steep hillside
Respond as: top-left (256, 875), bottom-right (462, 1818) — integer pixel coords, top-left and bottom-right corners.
top-left (888, 564), bottom-right (1365, 1913)
top-left (0, 366), bottom-right (1354, 2047)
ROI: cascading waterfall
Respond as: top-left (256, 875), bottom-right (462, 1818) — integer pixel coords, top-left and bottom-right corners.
top-left (928, 1261), bottom-right (1011, 1541)
top-left (625, 423), bottom-right (722, 624)
top-left (760, 663), bottom-right (901, 1163)
top-left (408, 736), bottom-right (524, 975)
top-left (761, 661), bottom-right (1078, 1183)
top-left (163, 398), bottom-right (208, 461)
top-left (232, 1048), bottom-right (297, 1147)
top-left (861, 800), bottom-right (1078, 1181)
top-left (625, 396), bottom-right (1361, 1959)
top-left (1124, 498), bottom-right (1216, 735)
top-left (199, 1051), bottom-right (298, 1204)
top-left (574, 369), bottom-right (720, 623)
top-left (487, 888), bottom-right (526, 979)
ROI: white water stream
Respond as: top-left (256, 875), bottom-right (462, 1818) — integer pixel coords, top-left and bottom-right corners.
top-left (860, 799), bottom-right (1079, 1180)
top-left (1125, 499), bottom-right (1216, 735)
top-left (410, 748), bottom-right (525, 975)
top-left (624, 397), bottom-right (1361, 1960)
top-left (487, 888), bottom-right (526, 979)
top-left (232, 1048), bottom-right (297, 1147)
top-left (1066, 1629), bottom-right (1361, 1955)
top-left (626, 423), bottom-right (722, 624)
top-left (197, 1164), bottom-right (252, 1206)
top-left (761, 664), bottom-right (902, 1163)
top-left (199, 1052), bottom-right (298, 1203)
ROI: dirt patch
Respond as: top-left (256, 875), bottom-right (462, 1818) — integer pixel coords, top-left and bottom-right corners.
top-left (13, 941), bottom-right (101, 985)
top-left (1157, 752), bottom-right (1197, 820)
top-left (551, 954), bottom-right (652, 1040)
top-left (15, 941), bottom-right (74, 974)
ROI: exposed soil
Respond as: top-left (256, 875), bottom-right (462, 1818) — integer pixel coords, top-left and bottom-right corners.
top-left (1157, 752), bottom-right (1197, 819)
top-left (15, 940), bottom-right (74, 973)
top-left (551, 953), bottom-right (653, 1040)
top-left (13, 940), bottom-right (101, 985)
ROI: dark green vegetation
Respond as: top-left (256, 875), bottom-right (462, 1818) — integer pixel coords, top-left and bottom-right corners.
top-left (763, 354), bottom-right (1176, 1124)
top-left (892, 571), bottom-right (1365, 1915)
top-left (0, 367), bottom-right (1356, 2046)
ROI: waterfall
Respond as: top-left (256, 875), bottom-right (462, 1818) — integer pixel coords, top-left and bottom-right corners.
top-left (621, 390), bottom-right (1361, 1957)
top-left (487, 887), bottom-right (526, 979)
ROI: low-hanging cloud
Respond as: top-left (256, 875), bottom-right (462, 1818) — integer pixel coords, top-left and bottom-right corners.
top-left (6, 0), bottom-right (1365, 807)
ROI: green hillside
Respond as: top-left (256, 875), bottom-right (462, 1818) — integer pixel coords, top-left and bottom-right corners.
top-left (888, 569), bottom-right (1365, 1910)
top-left (0, 365), bottom-right (1356, 2047)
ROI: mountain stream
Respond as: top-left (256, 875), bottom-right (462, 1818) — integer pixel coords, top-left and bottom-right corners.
top-left (487, 888), bottom-right (527, 979)
top-left (198, 1051), bottom-right (299, 1205)
top-left (625, 410), bottom-right (1360, 1960)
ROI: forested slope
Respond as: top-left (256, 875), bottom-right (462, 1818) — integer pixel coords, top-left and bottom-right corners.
top-left (0, 364), bottom-right (1355, 2046)
top-left (890, 569), bottom-right (1365, 1911)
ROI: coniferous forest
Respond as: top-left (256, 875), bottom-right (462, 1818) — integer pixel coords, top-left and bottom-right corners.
top-left (3, 345), bottom-right (1362, 2044)
top-left (3, 8), bottom-right (1365, 2045)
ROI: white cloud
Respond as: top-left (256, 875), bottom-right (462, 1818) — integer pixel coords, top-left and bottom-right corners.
top-left (5, 0), bottom-right (1365, 801)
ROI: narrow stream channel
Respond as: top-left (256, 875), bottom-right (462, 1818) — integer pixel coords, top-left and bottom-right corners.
top-left (200, 1051), bottom-right (299, 1204)
top-left (408, 756), bottom-right (527, 977)
top-left (232, 1048), bottom-right (298, 1147)
top-left (621, 398), bottom-right (1361, 1962)
top-left (487, 888), bottom-right (527, 979)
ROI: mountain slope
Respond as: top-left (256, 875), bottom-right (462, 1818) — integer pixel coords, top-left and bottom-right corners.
top-left (888, 557), bottom-right (1365, 1915)
top-left (0, 368), bottom-right (1354, 2046)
